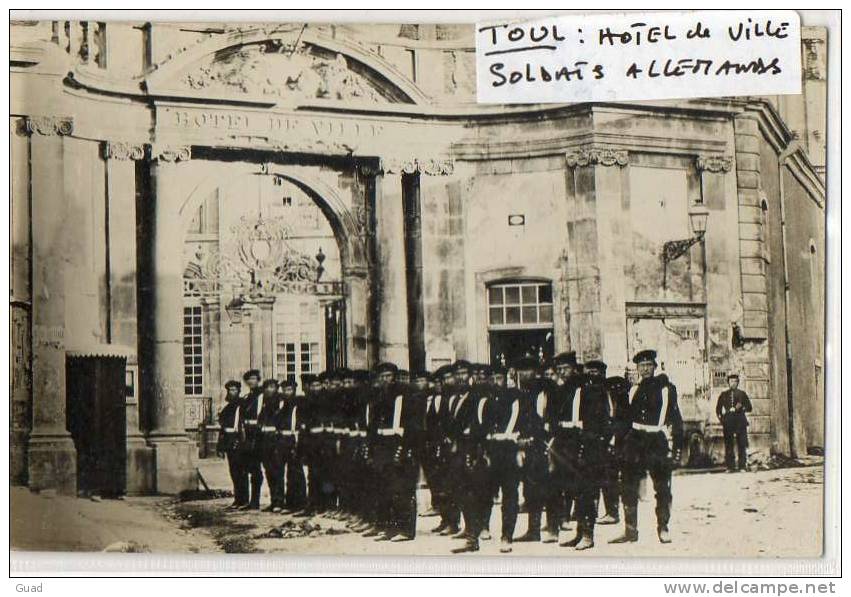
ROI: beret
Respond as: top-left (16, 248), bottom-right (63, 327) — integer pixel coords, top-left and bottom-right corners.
top-left (262, 378), bottom-right (279, 389)
top-left (584, 359), bottom-right (608, 372)
top-left (242, 369), bottom-right (261, 381)
top-left (553, 351), bottom-right (578, 366)
top-left (374, 362), bottom-right (399, 374)
top-left (224, 380), bottom-right (241, 390)
top-left (632, 349), bottom-right (658, 364)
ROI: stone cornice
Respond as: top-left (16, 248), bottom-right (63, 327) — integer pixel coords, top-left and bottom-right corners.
top-left (102, 141), bottom-right (146, 161)
top-left (565, 147), bottom-right (628, 168)
top-left (695, 155), bottom-right (733, 173)
top-left (23, 116), bottom-right (73, 136)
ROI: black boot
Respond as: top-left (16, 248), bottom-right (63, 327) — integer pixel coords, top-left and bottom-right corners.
top-left (451, 537), bottom-right (480, 554)
top-left (515, 511), bottom-right (542, 542)
top-left (609, 506), bottom-right (638, 543)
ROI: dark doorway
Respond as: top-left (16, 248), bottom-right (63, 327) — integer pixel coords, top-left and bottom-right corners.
top-left (489, 328), bottom-right (554, 368)
top-left (324, 298), bottom-right (347, 371)
top-left (66, 355), bottom-right (127, 497)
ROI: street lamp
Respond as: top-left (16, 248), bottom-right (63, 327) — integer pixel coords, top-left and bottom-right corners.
top-left (661, 204), bottom-right (710, 290)
top-left (662, 205), bottom-right (710, 263)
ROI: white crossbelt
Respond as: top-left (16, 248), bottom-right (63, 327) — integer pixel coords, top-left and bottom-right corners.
top-left (632, 422), bottom-right (666, 432)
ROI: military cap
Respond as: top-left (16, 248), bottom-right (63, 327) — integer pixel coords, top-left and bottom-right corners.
top-left (301, 373), bottom-right (319, 386)
top-left (584, 359), bottom-right (608, 372)
top-left (478, 364), bottom-right (493, 376)
top-left (398, 369), bottom-right (410, 377)
top-left (242, 369), bottom-right (261, 381)
top-left (727, 372), bottom-right (740, 380)
top-left (279, 378), bottom-right (297, 389)
top-left (512, 355), bottom-right (540, 370)
top-left (553, 351), bottom-right (578, 366)
top-left (491, 365), bottom-right (508, 376)
top-left (632, 349), bottom-right (658, 364)
top-left (374, 362), bottom-right (399, 374)
top-left (262, 378), bottom-right (279, 390)
top-left (411, 370), bottom-right (431, 381)
top-left (224, 380), bottom-right (241, 390)
top-left (434, 364), bottom-right (455, 379)
top-left (453, 359), bottom-right (472, 370)
top-left (337, 367), bottom-right (354, 379)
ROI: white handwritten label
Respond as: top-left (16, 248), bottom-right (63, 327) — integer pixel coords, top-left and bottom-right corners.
top-left (476, 11), bottom-right (801, 104)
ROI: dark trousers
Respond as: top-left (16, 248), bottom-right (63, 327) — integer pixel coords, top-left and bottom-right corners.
top-left (284, 452), bottom-right (307, 509)
top-left (389, 458), bottom-right (420, 537)
top-left (458, 441), bottom-right (491, 540)
top-left (522, 441), bottom-right (557, 533)
top-left (723, 417), bottom-right (749, 471)
top-left (434, 441), bottom-right (461, 528)
top-left (261, 434), bottom-right (285, 507)
top-left (226, 449), bottom-right (248, 505)
top-left (488, 444), bottom-right (520, 541)
top-left (242, 450), bottom-right (264, 507)
top-left (547, 430), bottom-right (583, 532)
top-left (621, 430), bottom-right (673, 530)
top-left (600, 439), bottom-right (622, 518)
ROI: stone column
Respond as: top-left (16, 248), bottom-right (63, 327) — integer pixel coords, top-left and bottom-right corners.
top-left (402, 173), bottom-right (426, 371)
top-left (374, 159), bottom-right (410, 367)
top-left (144, 145), bottom-right (196, 494)
top-left (103, 140), bottom-right (155, 494)
top-left (255, 297), bottom-right (276, 377)
top-left (565, 147), bottom-right (629, 366)
top-left (26, 116), bottom-right (77, 494)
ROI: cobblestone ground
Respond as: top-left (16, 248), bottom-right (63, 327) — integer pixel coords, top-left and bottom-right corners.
top-left (11, 462), bottom-right (822, 558)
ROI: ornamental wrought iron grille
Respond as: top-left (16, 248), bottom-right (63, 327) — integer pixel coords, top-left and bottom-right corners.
top-left (183, 214), bottom-right (341, 302)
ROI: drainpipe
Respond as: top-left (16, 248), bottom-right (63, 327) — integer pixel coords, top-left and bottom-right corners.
top-left (777, 140), bottom-right (801, 458)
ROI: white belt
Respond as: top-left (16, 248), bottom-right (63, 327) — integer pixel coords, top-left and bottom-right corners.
top-left (261, 426), bottom-right (276, 432)
top-left (558, 421), bottom-right (583, 430)
top-left (244, 419), bottom-right (258, 425)
top-left (309, 427), bottom-right (325, 433)
top-left (632, 422), bottom-right (666, 432)
top-left (223, 427), bottom-right (237, 433)
top-left (277, 430), bottom-right (296, 437)
top-left (377, 428), bottom-right (403, 437)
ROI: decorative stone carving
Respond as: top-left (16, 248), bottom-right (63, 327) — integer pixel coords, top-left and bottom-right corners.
top-left (696, 155), bottom-right (733, 173)
top-left (565, 147), bottom-right (628, 168)
top-left (102, 141), bottom-right (146, 161)
top-left (24, 116), bottom-right (73, 136)
top-left (150, 145), bottom-right (191, 163)
top-left (802, 37), bottom-right (826, 81)
top-left (181, 40), bottom-right (390, 104)
top-left (380, 157), bottom-right (455, 176)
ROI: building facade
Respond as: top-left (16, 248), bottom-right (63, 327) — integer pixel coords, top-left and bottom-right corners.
top-left (10, 21), bottom-right (826, 495)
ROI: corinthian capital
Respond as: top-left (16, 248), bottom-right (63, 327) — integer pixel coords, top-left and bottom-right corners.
top-left (150, 144), bottom-right (191, 163)
top-left (565, 147), bottom-right (628, 168)
top-left (102, 141), bottom-right (146, 161)
top-left (24, 116), bottom-right (74, 136)
top-left (695, 155), bottom-right (733, 173)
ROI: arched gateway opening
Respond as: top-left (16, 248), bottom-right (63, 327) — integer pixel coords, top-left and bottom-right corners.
top-left (179, 170), bottom-right (350, 432)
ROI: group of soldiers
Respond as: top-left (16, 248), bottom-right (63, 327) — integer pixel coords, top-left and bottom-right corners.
top-left (217, 349), bottom-right (684, 553)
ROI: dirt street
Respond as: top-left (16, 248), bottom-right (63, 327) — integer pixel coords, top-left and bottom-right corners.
top-left (11, 463), bottom-right (822, 557)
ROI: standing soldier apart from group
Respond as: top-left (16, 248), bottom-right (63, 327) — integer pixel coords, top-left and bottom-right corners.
top-left (215, 348), bottom-right (695, 552)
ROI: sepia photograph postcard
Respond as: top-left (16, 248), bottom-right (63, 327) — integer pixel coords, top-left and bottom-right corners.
top-left (7, 9), bottom-right (837, 573)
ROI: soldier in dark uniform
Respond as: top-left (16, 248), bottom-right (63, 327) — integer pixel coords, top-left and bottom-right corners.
top-left (449, 363), bottom-right (491, 554)
top-left (445, 360), bottom-right (474, 540)
top-left (237, 369), bottom-right (264, 510)
top-left (513, 356), bottom-right (554, 543)
top-left (557, 359), bottom-right (611, 550)
top-left (716, 373), bottom-right (753, 472)
top-left (546, 351), bottom-right (584, 541)
top-left (258, 378), bottom-right (285, 512)
top-left (322, 370), bottom-right (345, 516)
top-left (273, 378), bottom-right (305, 513)
top-left (611, 349), bottom-right (683, 544)
top-left (296, 374), bottom-right (326, 517)
top-left (598, 372), bottom-right (631, 525)
top-left (334, 368), bottom-right (359, 520)
top-left (216, 380), bottom-right (247, 509)
top-left (426, 364), bottom-right (461, 536)
top-left (485, 365), bottom-right (524, 553)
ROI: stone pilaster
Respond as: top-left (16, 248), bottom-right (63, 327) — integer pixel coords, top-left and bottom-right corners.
top-left (25, 116), bottom-right (77, 494)
top-left (564, 146), bottom-right (629, 365)
top-left (374, 159), bottom-right (410, 367)
top-left (103, 140), bottom-right (155, 494)
top-left (144, 145), bottom-right (197, 494)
